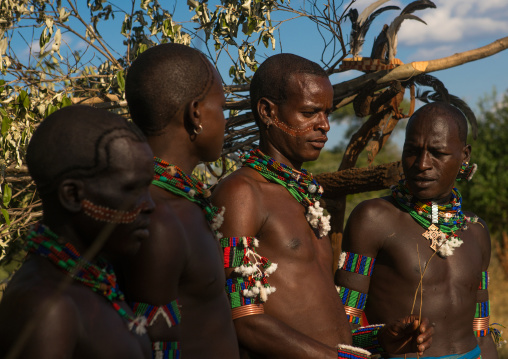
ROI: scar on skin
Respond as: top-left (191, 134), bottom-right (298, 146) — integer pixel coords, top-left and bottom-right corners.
top-left (288, 238), bottom-right (301, 250)
top-left (271, 117), bottom-right (314, 137)
top-left (387, 232), bottom-right (396, 238)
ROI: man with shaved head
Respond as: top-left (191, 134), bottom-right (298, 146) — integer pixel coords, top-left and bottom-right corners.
top-left (212, 53), bottom-right (434, 358)
top-left (0, 105), bottom-right (155, 358)
top-left (336, 102), bottom-right (498, 358)
top-left (122, 43), bottom-right (240, 358)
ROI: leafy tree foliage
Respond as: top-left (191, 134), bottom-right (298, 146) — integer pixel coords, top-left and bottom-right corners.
top-left (0, 0), bottom-right (507, 269)
top-left (458, 90), bottom-right (508, 237)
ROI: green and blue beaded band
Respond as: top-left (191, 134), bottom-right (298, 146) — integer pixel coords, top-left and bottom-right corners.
top-left (339, 287), bottom-right (368, 325)
top-left (352, 324), bottom-right (385, 354)
top-left (152, 341), bottom-right (180, 359)
top-left (339, 252), bottom-right (376, 276)
top-left (479, 271), bottom-right (488, 290)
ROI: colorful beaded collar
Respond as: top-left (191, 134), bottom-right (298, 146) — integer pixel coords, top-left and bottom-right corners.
top-left (391, 180), bottom-right (478, 257)
top-left (242, 149), bottom-right (330, 238)
top-left (25, 223), bottom-right (147, 334)
top-left (152, 157), bottom-right (224, 239)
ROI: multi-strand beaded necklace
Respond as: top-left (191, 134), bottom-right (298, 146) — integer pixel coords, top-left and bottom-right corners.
top-left (153, 157), bottom-right (224, 239)
top-left (391, 180), bottom-right (478, 257)
top-left (242, 149), bottom-right (331, 238)
top-left (25, 223), bottom-right (146, 334)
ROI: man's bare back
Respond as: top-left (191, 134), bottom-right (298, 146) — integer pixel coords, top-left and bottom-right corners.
top-left (0, 257), bottom-right (150, 359)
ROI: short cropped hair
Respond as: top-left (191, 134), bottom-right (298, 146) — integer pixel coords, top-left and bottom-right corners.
top-left (408, 102), bottom-right (468, 144)
top-left (249, 53), bottom-right (328, 124)
top-left (26, 105), bottom-right (145, 196)
top-left (126, 43), bottom-right (215, 136)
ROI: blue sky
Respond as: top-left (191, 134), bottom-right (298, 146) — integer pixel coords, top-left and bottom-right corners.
top-left (12, 0), bottom-right (508, 149)
top-left (172, 0), bottom-right (508, 148)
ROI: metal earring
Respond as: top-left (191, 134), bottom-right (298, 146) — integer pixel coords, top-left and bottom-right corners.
top-left (193, 124), bottom-right (203, 135)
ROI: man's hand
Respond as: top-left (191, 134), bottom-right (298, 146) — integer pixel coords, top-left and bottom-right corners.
top-left (378, 316), bottom-right (434, 356)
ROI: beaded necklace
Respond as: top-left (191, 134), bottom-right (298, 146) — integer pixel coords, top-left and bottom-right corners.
top-left (25, 223), bottom-right (147, 334)
top-left (152, 157), bottom-right (224, 239)
top-left (391, 180), bottom-right (478, 257)
top-left (242, 149), bottom-right (331, 238)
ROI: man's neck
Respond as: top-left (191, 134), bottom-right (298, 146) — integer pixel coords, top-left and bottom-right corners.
top-left (148, 136), bottom-right (199, 174)
top-left (258, 143), bottom-right (303, 170)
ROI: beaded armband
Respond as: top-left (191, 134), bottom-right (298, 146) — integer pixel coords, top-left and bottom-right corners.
top-left (338, 252), bottom-right (376, 276)
top-left (221, 237), bottom-right (277, 319)
top-left (337, 252), bottom-right (375, 324)
top-left (338, 286), bottom-right (368, 325)
top-left (153, 341), bottom-right (180, 359)
top-left (474, 271), bottom-right (490, 336)
top-left (337, 344), bottom-right (371, 359)
top-left (352, 324), bottom-right (385, 354)
top-left (479, 271), bottom-right (488, 290)
top-left (473, 300), bottom-right (490, 337)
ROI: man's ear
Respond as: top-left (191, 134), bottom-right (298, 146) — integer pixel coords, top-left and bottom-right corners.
top-left (257, 97), bottom-right (277, 128)
top-left (58, 179), bottom-right (85, 213)
top-left (463, 144), bottom-right (472, 163)
top-left (185, 99), bottom-right (202, 136)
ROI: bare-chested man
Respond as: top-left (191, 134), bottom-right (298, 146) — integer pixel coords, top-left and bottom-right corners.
top-left (212, 53), bottom-right (433, 358)
top-left (336, 102), bottom-right (498, 358)
top-left (0, 105), bottom-right (154, 359)
top-left (122, 43), bottom-right (240, 358)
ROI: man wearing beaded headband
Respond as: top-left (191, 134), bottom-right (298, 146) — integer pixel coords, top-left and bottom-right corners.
top-left (0, 105), bottom-right (155, 358)
top-left (212, 53), bottom-right (433, 358)
top-left (122, 43), bottom-right (240, 358)
top-left (336, 102), bottom-right (499, 358)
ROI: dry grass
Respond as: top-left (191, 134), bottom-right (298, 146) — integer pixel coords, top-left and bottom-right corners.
top-left (489, 253), bottom-right (508, 357)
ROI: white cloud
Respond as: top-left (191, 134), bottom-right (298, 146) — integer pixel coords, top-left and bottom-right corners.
top-left (397, 0), bottom-right (508, 45)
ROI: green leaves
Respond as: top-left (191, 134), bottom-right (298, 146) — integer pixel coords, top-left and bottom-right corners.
top-left (2, 184), bottom-right (11, 208)
top-left (116, 70), bottom-right (125, 92)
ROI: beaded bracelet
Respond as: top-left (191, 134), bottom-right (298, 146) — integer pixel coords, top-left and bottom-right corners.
top-left (352, 324), bottom-right (385, 354)
top-left (337, 344), bottom-right (371, 359)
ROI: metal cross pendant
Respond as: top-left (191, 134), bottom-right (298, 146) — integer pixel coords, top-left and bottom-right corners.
top-left (422, 224), bottom-right (444, 252)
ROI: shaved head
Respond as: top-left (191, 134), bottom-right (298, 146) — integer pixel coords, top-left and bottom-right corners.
top-left (407, 102), bottom-right (469, 144)
top-left (126, 43), bottom-right (216, 136)
top-left (250, 53), bottom-right (328, 125)
top-left (26, 105), bottom-right (145, 196)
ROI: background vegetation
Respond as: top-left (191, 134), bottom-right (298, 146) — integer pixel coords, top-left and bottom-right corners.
top-left (0, 0), bottom-right (506, 354)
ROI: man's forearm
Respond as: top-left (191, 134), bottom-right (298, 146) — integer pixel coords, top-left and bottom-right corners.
top-left (234, 313), bottom-right (338, 359)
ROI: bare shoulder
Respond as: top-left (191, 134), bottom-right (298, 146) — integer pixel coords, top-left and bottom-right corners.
top-left (212, 168), bottom-right (265, 236)
top-left (212, 168), bottom-right (263, 214)
top-left (348, 196), bottom-right (397, 226)
top-left (463, 210), bottom-right (491, 268)
top-left (0, 262), bottom-right (81, 357)
top-left (342, 196), bottom-right (398, 255)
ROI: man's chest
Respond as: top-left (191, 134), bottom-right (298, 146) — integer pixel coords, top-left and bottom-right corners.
top-left (375, 222), bottom-right (483, 290)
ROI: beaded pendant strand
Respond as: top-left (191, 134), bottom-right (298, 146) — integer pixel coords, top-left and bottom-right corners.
top-left (242, 149), bottom-right (331, 238)
top-left (152, 157), bottom-right (225, 239)
top-left (391, 180), bottom-right (478, 257)
top-left (25, 223), bottom-right (147, 334)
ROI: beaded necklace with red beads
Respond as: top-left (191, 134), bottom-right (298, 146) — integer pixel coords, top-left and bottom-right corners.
top-left (242, 148), bottom-right (330, 238)
top-left (25, 223), bottom-right (147, 334)
top-left (152, 157), bottom-right (224, 239)
top-left (391, 180), bottom-right (479, 257)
